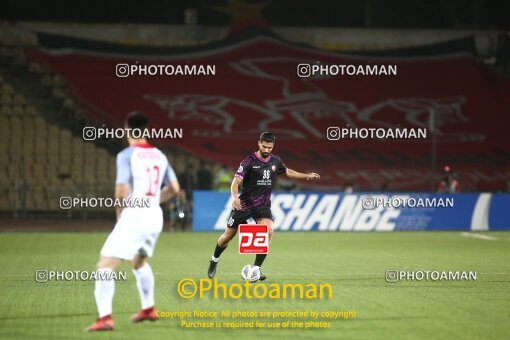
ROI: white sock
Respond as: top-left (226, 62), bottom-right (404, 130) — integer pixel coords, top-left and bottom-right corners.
top-left (132, 263), bottom-right (155, 310)
top-left (94, 268), bottom-right (115, 318)
top-left (211, 256), bottom-right (219, 262)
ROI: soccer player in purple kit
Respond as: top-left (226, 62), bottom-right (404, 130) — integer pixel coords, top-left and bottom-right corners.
top-left (207, 132), bottom-right (320, 280)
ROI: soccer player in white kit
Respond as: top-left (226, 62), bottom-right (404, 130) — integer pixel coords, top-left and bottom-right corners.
top-left (85, 112), bottom-right (180, 332)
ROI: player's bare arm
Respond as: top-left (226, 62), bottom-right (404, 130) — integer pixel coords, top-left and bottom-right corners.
top-left (160, 180), bottom-right (180, 204)
top-left (285, 168), bottom-right (320, 180)
top-left (231, 176), bottom-right (243, 210)
top-left (114, 184), bottom-right (129, 220)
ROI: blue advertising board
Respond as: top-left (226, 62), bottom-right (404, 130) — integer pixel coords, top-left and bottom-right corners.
top-left (192, 191), bottom-right (509, 231)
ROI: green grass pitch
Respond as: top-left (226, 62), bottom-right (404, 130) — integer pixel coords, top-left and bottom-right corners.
top-left (0, 231), bottom-right (509, 339)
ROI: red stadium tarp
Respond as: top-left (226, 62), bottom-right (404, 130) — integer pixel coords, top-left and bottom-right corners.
top-left (27, 32), bottom-right (510, 191)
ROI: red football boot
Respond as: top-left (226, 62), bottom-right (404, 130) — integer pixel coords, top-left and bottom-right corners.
top-left (84, 314), bottom-right (114, 332)
top-left (131, 307), bottom-right (157, 323)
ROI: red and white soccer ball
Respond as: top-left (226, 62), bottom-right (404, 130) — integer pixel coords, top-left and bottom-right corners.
top-left (241, 264), bottom-right (260, 282)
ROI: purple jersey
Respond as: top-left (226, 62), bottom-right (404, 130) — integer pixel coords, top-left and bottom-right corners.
top-left (234, 152), bottom-right (288, 211)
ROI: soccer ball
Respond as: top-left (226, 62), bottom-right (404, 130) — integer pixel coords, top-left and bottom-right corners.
top-left (241, 264), bottom-right (261, 282)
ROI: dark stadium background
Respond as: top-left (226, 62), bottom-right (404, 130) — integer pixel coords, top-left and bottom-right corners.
top-left (1, 0), bottom-right (509, 225)
top-left (0, 3), bottom-right (509, 339)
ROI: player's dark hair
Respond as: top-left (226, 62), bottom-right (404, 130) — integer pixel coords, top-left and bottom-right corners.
top-left (259, 132), bottom-right (276, 143)
top-left (126, 111), bottom-right (148, 129)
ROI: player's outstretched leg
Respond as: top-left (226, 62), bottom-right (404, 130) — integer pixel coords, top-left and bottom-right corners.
top-left (208, 226), bottom-right (237, 278)
top-left (130, 255), bottom-right (158, 323)
top-left (253, 219), bottom-right (274, 281)
top-left (85, 257), bottom-right (121, 332)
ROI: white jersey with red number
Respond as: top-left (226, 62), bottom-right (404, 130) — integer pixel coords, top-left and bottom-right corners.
top-left (115, 143), bottom-right (176, 217)
top-left (100, 143), bottom-right (176, 260)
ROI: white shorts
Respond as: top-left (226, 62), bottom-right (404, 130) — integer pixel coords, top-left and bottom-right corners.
top-left (100, 209), bottom-right (163, 260)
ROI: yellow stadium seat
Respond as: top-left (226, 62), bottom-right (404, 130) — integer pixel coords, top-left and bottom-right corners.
top-left (13, 94), bottom-right (26, 105)
top-left (25, 105), bottom-right (38, 116)
top-left (2, 84), bottom-right (14, 94)
top-left (0, 94), bottom-right (13, 105)
top-left (13, 105), bottom-right (24, 116)
top-left (0, 105), bottom-right (10, 116)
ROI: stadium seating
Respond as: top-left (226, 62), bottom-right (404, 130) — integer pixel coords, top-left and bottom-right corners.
top-left (0, 54), bottom-right (118, 213)
top-left (0, 101), bottom-right (116, 213)
top-left (0, 45), bottom-right (218, 217)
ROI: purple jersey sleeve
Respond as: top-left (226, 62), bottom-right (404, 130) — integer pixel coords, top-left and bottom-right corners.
top-left (276, 157), bottom-right (287, 175)
top-left (234, 157), bottom-right (252, 179)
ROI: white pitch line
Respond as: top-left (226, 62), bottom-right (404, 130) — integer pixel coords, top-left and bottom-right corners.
top-left (460, 232), bottom-right (500, 241)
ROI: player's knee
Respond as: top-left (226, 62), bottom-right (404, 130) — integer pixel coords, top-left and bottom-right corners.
top-left (222, 233), bottom-right (233, 243)
top-left (96, 257), bottom-right (107, 269)
top-left (132, 260), bottom-right (146, 270)
top-left (96, 257), bottom-right (118, 270)
top-left (96, 260), bottom-right (110, 270)
top-left (220, 231), bottom-right (235, 244)
top-left (132, 255), bottom-right (147, 269)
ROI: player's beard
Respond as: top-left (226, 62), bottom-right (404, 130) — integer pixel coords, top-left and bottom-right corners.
top-left (261, 151), bottom-right (270, 158)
